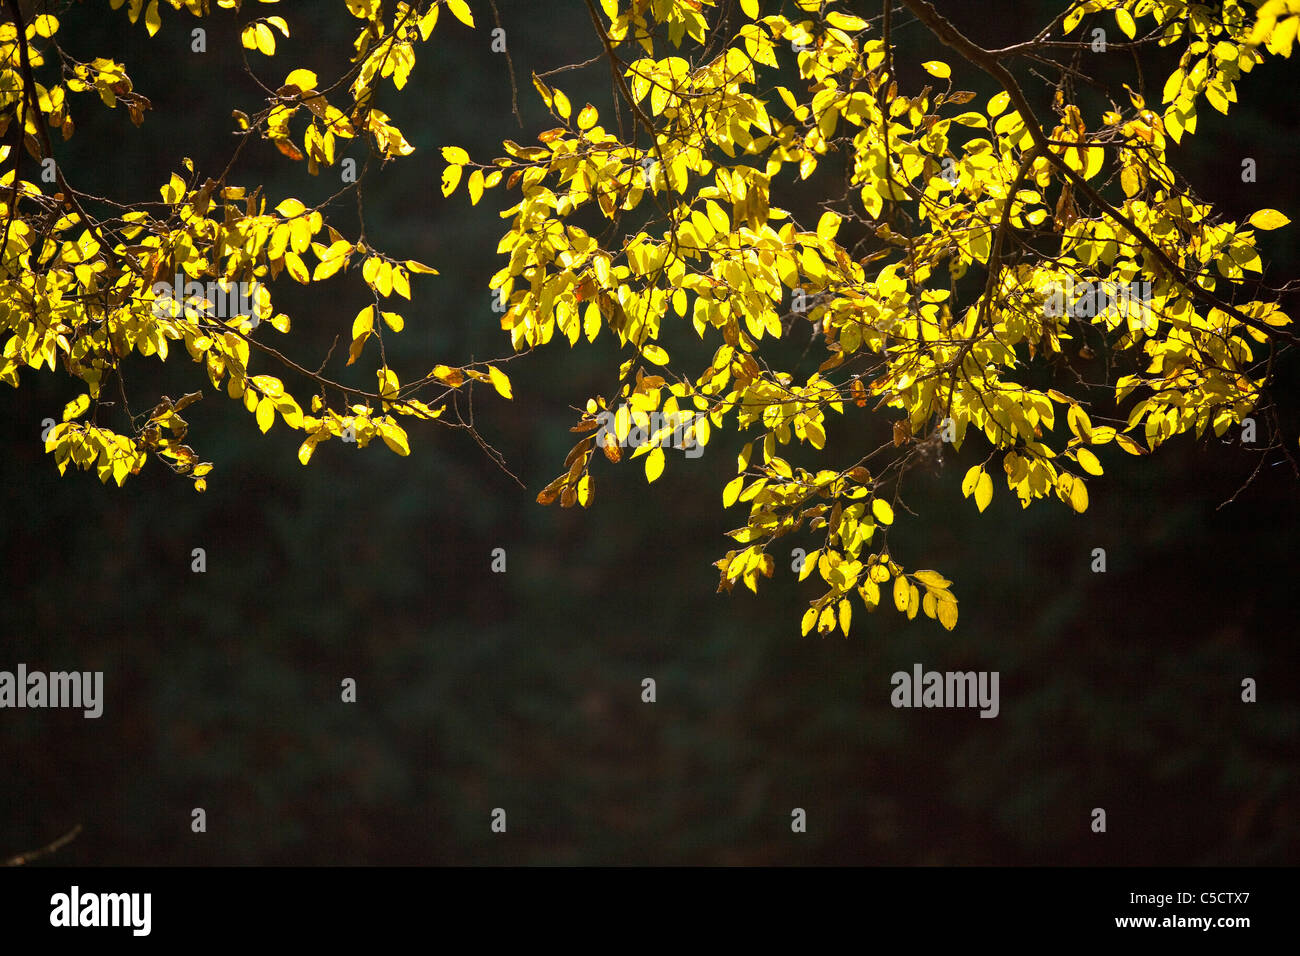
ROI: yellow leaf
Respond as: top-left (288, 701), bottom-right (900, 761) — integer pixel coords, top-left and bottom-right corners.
top-left (706, 200), bottom-right (730, 234)
top-left (937, 597), bottom-right (958, 631)
top-left (285, 69), bottom-right (318, 91)
top-left (801, 606), bottom-right (817, 636)
top-left (1269, 15), bottom-right (1300, 57)
top-left (487, 365), bottom-right (513, 399)
top-left (1069, 476), bottom-right (1089, 513)
top-left (1076, 447), bottom-right (1104, 476)
top-left (872, 498), bottom-right (894, 525)
top-left (275, 397), bottom-right (303, 429)
top-left (1120, 166), bottom-right (1141, 197)
top-left (860, 578), bottom-right (880, 607)
top-left (723, 475), bottom-right (744, 507)
top-left (816, 211), bottom-right (841, 239)
top-left (1249, 208), bottom-right (1291, 230)
top-left (381, 421), bottom-right (410, 456)
top-left (1082, 146), bottom-right (1105, 180)
top-left (432, 364), bottom-right (465, 387)
top-left (256, 396), bottom-right (275, 433)
top-left (1068, 403), bottom-right (1093, 442)
top-left (31, 14), bottom-right (59, 37)
top-left (352, 305), bottom-right (374, 340)
top-left (800, 245), bottom-right (826, 282)
top-left (289, 218), bottom-right (311, 254)
top-left (145, 0), bottom-right (161, 36)
top-left (251, 375), bottom-right (284, 398)
top-left (975, 470), bottom-right (993, 512)
top-left (1115, 8), bottom-right (1136, 39)
top-left (672, 288), bottom-right (687, 316)
top-left (446, 0), bottom-right (475, 28)
top-left (827, 11), bottom-right (867, 30)
top-left (643, 344), bottom-right (669, 364)
top-left (961, 464), bottom-right (981, 498)
top-left (63, 394), bottom-right (91, 421)
top-left (276, 197), bottom-right (306, 218)
top-left (313, 254), bottom-right (345, 282)
top-left (645, 446), bottom-right (665, 483)
top-left (375, 261), bottom-right (395, 297)
top-left (255, 22), bottom-right (276, 56)
top-left (913, 569), bottom-right (951, 589)
top-left (441, 164), bottom-right (463, 197)
top-left (741, 0), bottom-right (759, 19)
top-left (1115, 433), bottom-right (1147, 455)
top-left (553, 89), bottom-right (571, 121)
top-left (284, 251), bottom-right (310, 283)
top-left (893, 575), bottom-right (909, 612)
top-left (468, 168), bottom-right (485, 205)
top-left (921, 61), bottom-right (951, 79)
top-left (418, 3), bottom-right (440, 38)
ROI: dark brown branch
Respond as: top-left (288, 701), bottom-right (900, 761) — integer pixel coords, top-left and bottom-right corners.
top-left (3, 824), bottom-right (82, 866)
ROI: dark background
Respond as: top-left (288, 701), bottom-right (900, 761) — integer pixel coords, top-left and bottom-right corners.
top-left (1, 0), bottom-right (1296, 864)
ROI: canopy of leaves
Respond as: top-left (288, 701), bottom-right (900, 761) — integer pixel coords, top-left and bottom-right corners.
top-left (2, 0), bottom-right (511, 494)
top-left (443, 0), bottom-right (1300, 636)
top-left (3, 0), bottom-right (1299, 639)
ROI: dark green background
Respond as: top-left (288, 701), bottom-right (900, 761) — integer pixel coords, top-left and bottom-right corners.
top-left (1, 0), bottom-right (1296, 864)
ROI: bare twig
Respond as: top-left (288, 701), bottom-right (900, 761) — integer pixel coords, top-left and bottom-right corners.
top-left (3, 824), bottom-right (83, 866)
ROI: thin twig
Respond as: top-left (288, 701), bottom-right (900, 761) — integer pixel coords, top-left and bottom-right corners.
top-left (3, 824), bottom-right (83, 866)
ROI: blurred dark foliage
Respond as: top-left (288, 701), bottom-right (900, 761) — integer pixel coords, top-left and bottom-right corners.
top-left (1, 0), bottom-right (1296, 864)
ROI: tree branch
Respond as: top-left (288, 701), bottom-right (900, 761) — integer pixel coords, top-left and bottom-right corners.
top-left (900, 0), bottom-right (1299, 347)
top-left (3, 824), bottom-right (82, 866)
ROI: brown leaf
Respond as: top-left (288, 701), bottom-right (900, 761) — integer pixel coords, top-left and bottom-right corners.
top-left (346, 334), bottom-right (368, 366)
top-left (564, 438), bottom-right (594, 468)
top-left (850, 377), bottom-right (867, 407)
top-left (275, 139), bottom-right (305, 161)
